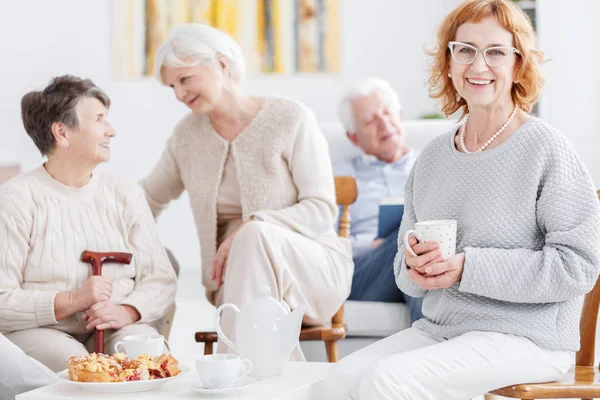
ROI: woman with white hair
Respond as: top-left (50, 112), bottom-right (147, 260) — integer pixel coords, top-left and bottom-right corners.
top-left (142, 24), bottom-right (353, 358)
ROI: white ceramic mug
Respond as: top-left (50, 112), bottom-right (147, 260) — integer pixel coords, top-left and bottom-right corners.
top-left (113, 334), bottom-right (164, 358)
top-left (196, 354), bottom-right (252, 389)
top-left (403, 219), bottom-right (457, 260)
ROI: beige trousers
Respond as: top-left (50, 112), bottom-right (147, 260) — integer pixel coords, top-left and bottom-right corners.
top-left (5, 323), bottom-right (163, 373)
top-left (212, 221), bottom-right (353, 360)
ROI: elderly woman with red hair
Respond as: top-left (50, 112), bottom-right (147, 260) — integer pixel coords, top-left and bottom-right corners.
top-left (323, 0), bottom-right (600, 399)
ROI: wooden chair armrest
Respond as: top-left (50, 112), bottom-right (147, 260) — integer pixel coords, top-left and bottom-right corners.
top-left (299, 323), bottom-right (347, 341)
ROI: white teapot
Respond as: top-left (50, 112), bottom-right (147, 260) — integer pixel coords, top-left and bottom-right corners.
top-left (215, 286), bottom-right (307, 377)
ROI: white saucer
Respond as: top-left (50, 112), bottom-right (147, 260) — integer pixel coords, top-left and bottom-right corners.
top-left (189, 376), bottom-right (260, 394)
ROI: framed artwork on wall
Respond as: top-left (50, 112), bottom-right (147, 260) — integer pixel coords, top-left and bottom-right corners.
top-left (110, 0), bottom-right (341, 79)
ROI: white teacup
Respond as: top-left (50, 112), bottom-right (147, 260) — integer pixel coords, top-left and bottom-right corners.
top-left (404, 219), bottom-right (457, 260)
top-left (113, 334), bottom-right (164, 358)
top-left (196, 354), bottom-right (252, 389)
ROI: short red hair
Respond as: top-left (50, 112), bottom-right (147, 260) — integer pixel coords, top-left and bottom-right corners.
top-left (427, 0), bottom-right (544, 118)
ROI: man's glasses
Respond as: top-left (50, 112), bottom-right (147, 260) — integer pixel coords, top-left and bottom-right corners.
top-left (448, 41), bottom-right (520, 68)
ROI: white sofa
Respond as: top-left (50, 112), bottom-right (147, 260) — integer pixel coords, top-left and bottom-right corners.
top-left (301, 119), bottom-right (457, 362)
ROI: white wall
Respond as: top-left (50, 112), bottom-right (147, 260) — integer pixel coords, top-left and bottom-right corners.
top-left (536, 0), bottom-right (600, 184)
top-left (1, 1), bottom-right (598, 269)
top-left (0, 0), bottom-right (460, 268)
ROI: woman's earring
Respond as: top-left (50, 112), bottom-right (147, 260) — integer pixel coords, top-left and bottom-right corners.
top-left (448, 73), bottom-right (452, 78)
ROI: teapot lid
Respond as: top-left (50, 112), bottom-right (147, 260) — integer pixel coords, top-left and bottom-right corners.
top-left (246, 286), bottom-right (289, 315)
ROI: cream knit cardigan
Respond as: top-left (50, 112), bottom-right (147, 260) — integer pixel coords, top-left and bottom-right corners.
top-left (142, 96), bottom-right (352, 293)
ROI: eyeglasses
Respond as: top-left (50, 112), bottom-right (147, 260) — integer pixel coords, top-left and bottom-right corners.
top-left (448, 41), bottom-right (520, 67)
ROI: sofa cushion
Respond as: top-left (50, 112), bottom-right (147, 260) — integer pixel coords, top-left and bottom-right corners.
top-left (345, 300), bottom-right (411, 337)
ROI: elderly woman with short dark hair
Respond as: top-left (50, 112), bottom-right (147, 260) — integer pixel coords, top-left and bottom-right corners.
top-left (0, 75), bottom-right (176, 372)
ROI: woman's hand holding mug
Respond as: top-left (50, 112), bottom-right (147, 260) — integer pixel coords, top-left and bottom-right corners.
top-left (403, 220), bottom-right (464, 289)
top-left (404, 237), bottom-right (445, 274)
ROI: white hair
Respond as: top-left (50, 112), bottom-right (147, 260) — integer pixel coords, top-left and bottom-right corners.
top-left (154, 23), bottom-right (246, 84)
top-left (338, 78), bottom-right (402, 133)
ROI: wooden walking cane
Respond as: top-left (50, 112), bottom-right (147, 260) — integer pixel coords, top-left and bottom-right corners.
top-left (80, 250), bottom-right (132, 354)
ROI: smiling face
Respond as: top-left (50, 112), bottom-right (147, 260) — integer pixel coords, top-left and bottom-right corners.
top-left (347, 89), bottom-right (406, 161)
top-left (65, 97), bottom-right (115, 164)
top-left (449, 16), bottom-right (518, 111)
top-left (161, 60), bottom-right (227, 116)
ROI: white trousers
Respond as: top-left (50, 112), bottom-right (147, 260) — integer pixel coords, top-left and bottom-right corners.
top-left (322, 327), bottom-right (573, 400)
top-left (213, 221), bottom-right (352, 360)
top-left (0, 333), bottom-right (57, 400)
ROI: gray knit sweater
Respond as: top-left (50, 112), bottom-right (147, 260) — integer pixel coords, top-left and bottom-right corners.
top-left (394, 117), bottom-right (600, 351)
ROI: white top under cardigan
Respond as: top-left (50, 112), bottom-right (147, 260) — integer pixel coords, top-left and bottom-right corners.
top-left (141, 96), bottom-right (352, 294)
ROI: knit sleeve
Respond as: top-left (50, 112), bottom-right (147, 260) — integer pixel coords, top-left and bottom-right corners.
top-left (0, 187), bottom-right (58, 332)
top-left (119, 185), bottom-right (177, 324)
top-left (140, 135), bottom-right (185, 218)
top-left (459, 171), bottom-right (600, 303)
top-left (394, 165), bottom-right (428, 298)
top-left (251, 109), bottom-right (339, 236)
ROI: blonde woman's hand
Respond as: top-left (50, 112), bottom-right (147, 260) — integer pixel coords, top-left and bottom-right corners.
top-left (211, 219), bottom-right (253, 288)
top-left (212, 236), bottom-right (233, 288)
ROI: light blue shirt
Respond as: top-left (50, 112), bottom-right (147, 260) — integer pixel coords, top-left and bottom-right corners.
top-left (333, 151), bottom-right (417, 258)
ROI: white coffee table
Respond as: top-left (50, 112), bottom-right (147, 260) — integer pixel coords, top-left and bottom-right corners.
top-left (16, 361), bottom-right (332, 399)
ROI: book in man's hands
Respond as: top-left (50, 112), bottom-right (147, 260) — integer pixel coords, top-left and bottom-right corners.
top-left (377, 197), bottom-right (405, 239)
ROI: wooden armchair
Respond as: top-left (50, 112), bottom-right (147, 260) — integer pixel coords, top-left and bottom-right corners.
top-left (488, 189), bottom-right (600, 400)
top-left (195, 176), bottom-right (358, 362)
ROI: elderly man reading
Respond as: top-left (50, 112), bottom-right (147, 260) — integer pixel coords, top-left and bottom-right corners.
top-left (334, 78), bottom-right (422, 322)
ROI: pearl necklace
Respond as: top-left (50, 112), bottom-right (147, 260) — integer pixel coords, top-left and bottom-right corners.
top-left (460, 106), bottom-right (518, 153)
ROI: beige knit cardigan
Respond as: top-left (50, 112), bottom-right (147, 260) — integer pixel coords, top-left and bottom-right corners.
top-left (141, 96), bottom-right (352, 293)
